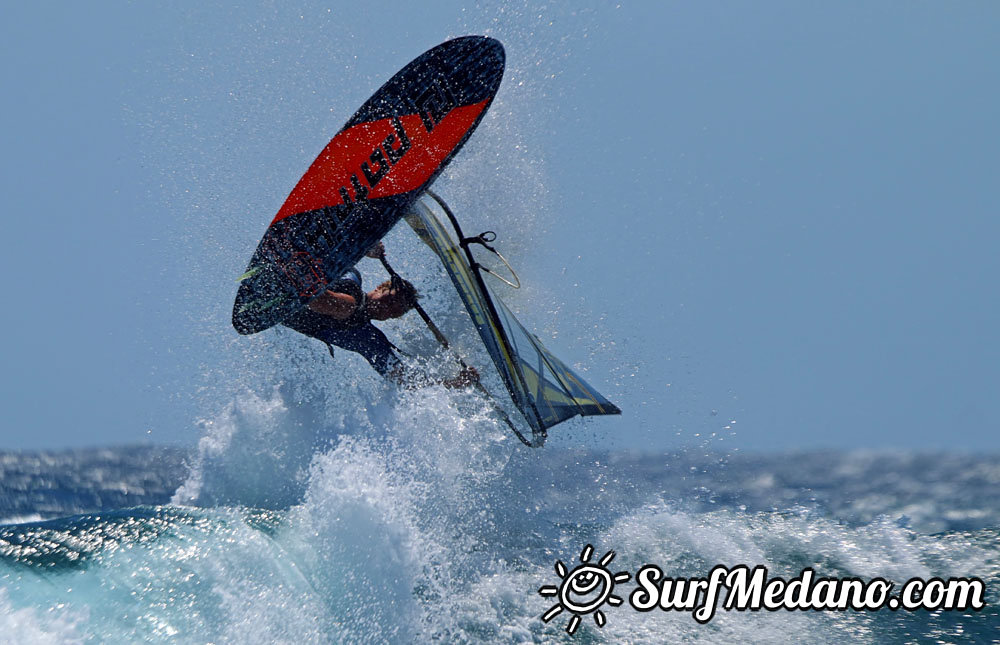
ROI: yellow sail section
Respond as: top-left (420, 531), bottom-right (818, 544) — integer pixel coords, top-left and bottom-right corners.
top-left (406, 193), bottom-right (620, 442)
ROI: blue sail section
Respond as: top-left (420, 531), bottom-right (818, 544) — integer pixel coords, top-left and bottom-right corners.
top-left (405, 194), bottom-right (620, 443)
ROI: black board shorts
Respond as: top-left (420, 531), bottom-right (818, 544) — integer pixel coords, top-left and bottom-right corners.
top-left (281, 270), bottom-right (401, 376)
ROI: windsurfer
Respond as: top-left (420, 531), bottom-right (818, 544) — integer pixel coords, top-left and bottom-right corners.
top-left (281, 242), bottom-right (478, 389)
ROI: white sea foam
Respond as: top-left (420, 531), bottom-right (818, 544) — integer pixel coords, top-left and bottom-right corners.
top-left (0, 588), bottom-right (87, 645)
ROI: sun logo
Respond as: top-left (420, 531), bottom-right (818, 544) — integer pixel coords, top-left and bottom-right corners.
top-left (538, 544), bottom-right (631, 635)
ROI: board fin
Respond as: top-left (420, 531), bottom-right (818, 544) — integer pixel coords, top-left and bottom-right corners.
top-left (236, 266), bottom-right (262, 282)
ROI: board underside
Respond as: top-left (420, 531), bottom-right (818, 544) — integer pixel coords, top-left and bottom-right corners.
top-left (233, 36), bottom-right (504, 335)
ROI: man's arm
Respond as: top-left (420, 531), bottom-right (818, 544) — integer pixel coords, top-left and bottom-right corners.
top-left (306, 291), bottom-right (358, 320)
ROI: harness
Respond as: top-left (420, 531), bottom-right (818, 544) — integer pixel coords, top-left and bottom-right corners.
top-left (329, 273), bottom-right (369, 329)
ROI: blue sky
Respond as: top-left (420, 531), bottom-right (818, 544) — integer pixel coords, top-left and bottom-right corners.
top-left (1, 2), bottom-right (997, 452)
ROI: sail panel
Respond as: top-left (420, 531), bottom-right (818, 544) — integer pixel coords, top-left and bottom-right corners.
top-left (405, 195), bottom-right (620, 440)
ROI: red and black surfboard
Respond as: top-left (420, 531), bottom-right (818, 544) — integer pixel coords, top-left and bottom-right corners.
top-left (233, 36), bottom-right (505, 335)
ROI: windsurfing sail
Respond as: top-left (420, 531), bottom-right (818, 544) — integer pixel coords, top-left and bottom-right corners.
top-left (405, 192), bottom-right (621, 445)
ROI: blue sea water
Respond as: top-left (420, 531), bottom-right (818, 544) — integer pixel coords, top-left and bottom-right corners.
top-left (1, 400), bottom-right (997, 643)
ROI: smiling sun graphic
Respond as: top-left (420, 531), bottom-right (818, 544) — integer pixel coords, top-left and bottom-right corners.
top-left (538, 544), bottom-right (631, 635)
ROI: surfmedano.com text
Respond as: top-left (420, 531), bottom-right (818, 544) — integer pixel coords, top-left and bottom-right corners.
top-left (629, 565), bottom-right (986, 623)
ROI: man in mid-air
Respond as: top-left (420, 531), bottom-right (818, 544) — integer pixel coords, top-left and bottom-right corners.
top-left (282, 242), bottom-right (478, 389)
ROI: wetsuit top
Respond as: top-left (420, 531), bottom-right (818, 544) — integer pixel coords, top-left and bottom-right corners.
top-left (281, 269), bottom-right (402, 376)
